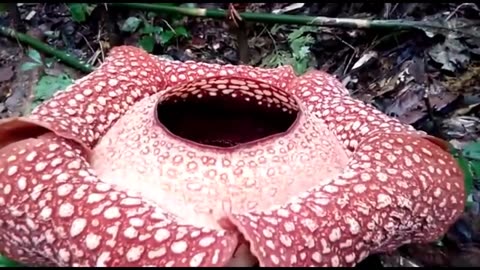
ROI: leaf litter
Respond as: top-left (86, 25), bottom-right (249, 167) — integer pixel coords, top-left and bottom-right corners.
top-left (1, 2), bottom-right (480, 268)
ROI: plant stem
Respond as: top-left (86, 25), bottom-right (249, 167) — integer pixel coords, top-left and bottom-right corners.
top-left (111, 3), bottom-right (477, 37)
top-left (0, 3), bottom-right (7, 12)
top-left (112, 3), bottom-right (389, 28)
top-left (0, 26), bottom-right (94, 73)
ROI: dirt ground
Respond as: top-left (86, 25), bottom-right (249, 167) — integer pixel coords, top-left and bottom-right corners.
top-left (0, 2), bottom-right (479, 267)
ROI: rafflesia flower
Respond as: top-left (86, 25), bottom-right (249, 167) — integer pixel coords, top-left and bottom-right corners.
top-left (0, 46), bottom-right (465, 267)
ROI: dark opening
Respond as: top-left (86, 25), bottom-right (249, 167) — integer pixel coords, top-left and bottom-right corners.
top-left (156, 92), bottom-right (299, 148)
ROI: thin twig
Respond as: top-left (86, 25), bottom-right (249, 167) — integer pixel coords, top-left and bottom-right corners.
top-left (389, 3), bottom-right (400, 18)
top-left (162, 19), bottom-right (175, 32)
top-left (87, 50), bottom-right (101, 66)
top-left (265, 28), bottom-right (278, 52)
top-left (445, 3), bottom-right (475, 21)
top-left (79, 31), bottom-right (96, 56)
top-left (97, 29), bottom-right (105, 64)
top-left (331, 33), bottom-right (357, 75)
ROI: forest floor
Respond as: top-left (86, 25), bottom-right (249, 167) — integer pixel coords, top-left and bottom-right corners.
top-left (0, 2), bottom-right (480, 267)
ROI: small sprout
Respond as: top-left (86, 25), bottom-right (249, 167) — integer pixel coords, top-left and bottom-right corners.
top-left (160, 31), bottom-right (175, 45)
top-left (139, 36), bottom-right (155, 53)
top-left (28, 49), bottom-right (43, 64)
top-left (262, 25), bottom-right (316, 75)
top-left (20, 61), bottom-right (42, 71)
top-left (20, 49), bottom-right (44, 71)
top-left (134, 18), bottom-right (190, 50)
top-left (173, 26), bottom-right (189, 38)
top-left (27, 73), bottom-right (74, 113)
top-left (67, 3), bottom-right (95, 23)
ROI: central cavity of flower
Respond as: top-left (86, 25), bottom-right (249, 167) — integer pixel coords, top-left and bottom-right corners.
top-left (155, 77), bottom-right (300, 148)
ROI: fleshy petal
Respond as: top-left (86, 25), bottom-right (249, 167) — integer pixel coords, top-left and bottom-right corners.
top-left (154, 57), bottom-right (296, 89)
top-left (0, 133), bottom-right (238, 266)
top-left (228, 70), bottom-right (465, 267)
top-left (0, 46), bottom-right (164, 150)
top-left (0, 46), bottom-right (298, 267)
top-left (0, 46), bottom-right (465, 267)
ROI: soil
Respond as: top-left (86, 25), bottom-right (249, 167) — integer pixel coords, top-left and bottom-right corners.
top-left (0, 2), bottom-right (479, 267)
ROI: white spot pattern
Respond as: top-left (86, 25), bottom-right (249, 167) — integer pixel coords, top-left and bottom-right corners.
top-left (0, 46), bottom-right (465, 268)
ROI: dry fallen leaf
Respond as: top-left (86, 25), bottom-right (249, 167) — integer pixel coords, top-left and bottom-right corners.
top-left (0, 66), bottom-right (14, 82)
top-left (351, 51), bottom-right (378, 71)
top-left (428, 38), bottom-right (470, 72)
top-left (272, 3), bottom-right (305, 14)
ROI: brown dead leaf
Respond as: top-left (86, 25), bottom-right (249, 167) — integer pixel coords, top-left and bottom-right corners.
top-left (384, 79), bottom-right (458, 125)
top-left (401, 244), bottom-right (449, 267)
top-left (442, 116), bottom-right (480, 141)
top-left (409, 56), bottom-right (427, 84)
top-left (444, 62), bottom-right (480, 93)
top-left (3, 56), bottom-right (43, 118)
top-left (370, 60), bottom-right (415, 98)
top-left (272, 3), bottom-right (305, 14)
top-left (380, 252), bottom-right (423, 267)
top-left (428, 38), bottom-right (470, 73)
top-left (190, 36), bottom-right (207, 49)
top-left (384, 84), bottom-right (424, 118)
top-left (450, 246), bottom-right (480, 267)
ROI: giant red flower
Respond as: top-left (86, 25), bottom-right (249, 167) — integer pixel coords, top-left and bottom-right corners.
top-left (0, 46), bottom-right (465, 266)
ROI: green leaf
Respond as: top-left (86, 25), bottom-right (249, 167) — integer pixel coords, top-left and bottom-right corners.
top-left (154, 26), bottom-right (164, 34)
top-left (286, 27), bottom-right (315, 76)
top-left (20, 61), bottom-right (42, 71)
top-left (292, 57), bottom-right (310, 75)
top-left (180, 3), bottom-right (197, 8)
top-left (30, 74), bottom-right (74, 112)
top-left (462, 141), bottom-right (480, 160)
top-left (141, 24), bottom-right (156, 35)
top-left (287, 26), bottom-right (316, 41)
top-left (142, 24), bottom-right (163, 35)
top-left (121, 17), bottom-right (142, 33)
top-left (0, 255), bottom-right (21, 267)
top-left (173, 26), bottom-right (189, 38)
top-left (456, 154), bottom-right (474, 199)
top-left (293, 44), bottom-right (311, 58)
top-left (299, 46), bottom-right (311, 58)
top-left (470, 160), bottom-right (480, 177)
top-left (138, 36), bottom-right (155, 52)
top-left (67, 3), bottom-right (89, 23)
top-left (146, 12), bottom-right (157, 20)
top-left (159, 31), bottom-right (175, 45)
top-left (270, 24), bottom-right (286, 36)
top-left (27, 49), bottom-right (42, 64)
top-left (260, 50), bottom-right (291, 68)
top-left (290, 36), bottom-right (314, 52)
top-left (85, 4), bottom-right (96, 14)
top-left (44, 58), bottom-right (56, 68)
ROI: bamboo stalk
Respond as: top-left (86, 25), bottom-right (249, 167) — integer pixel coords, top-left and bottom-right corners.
top-left (0, 26), bottom-right (94, 73)
top-left (112, 3), bottom-right (397, 28)
top-left (111, 3), bottom-right (478, 38)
